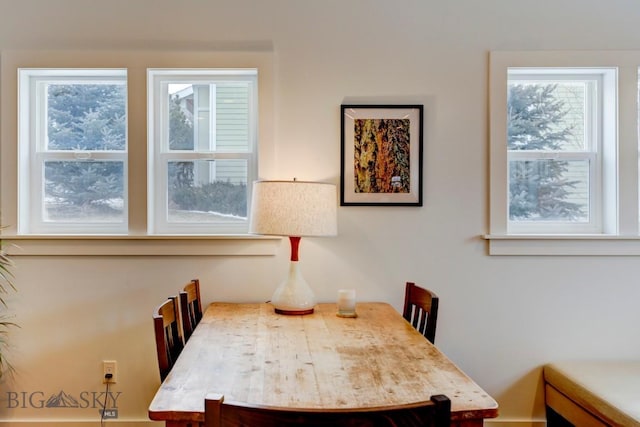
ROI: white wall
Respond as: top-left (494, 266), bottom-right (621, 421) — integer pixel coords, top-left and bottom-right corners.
top-left (2, 0), bottom-right (640, 425)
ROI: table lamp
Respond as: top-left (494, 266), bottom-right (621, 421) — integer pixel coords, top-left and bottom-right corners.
top-left (249, 179), bottom-right (337, 315)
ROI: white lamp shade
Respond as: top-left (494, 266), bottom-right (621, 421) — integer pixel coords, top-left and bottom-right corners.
top-left (249, 180), bottom-right (338, 237)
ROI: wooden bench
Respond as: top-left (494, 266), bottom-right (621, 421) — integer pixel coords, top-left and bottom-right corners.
top-left (544, 361), bottom-right (640, 426)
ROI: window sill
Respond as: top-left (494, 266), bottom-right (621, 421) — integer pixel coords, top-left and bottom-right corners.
top-left (484, 234), bottom-right (640, 256)
top-left (0, 235), bottom-right (281, 256)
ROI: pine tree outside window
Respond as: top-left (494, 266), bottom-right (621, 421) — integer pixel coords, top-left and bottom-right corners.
top-left (18, 69), bottom-right (128, 234)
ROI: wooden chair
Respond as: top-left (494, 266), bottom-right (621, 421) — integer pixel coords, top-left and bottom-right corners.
top-left (204, 393), bottom-right (451, 427)
top-left (179, 278), bottom-right (203, 342)
top-left (403, 282), bottom-right (439, 344)
top-left (153, 296), bottom-right (184, 381)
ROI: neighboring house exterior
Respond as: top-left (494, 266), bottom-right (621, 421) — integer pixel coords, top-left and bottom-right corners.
top-left (171, 82), bottom-right (250, 186)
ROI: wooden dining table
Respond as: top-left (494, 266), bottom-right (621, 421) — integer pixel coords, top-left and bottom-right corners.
top-left (148, 302), bottom-right (498, 427)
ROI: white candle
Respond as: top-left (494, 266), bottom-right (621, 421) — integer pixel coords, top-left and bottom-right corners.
top-left (337, 289), bottom-right (356, 316)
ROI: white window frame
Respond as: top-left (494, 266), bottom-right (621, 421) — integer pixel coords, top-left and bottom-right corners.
top-left (487, 51), bottom-right (640, 256)
top-left (506, 69), bottom-right (609, 235)
top-left (17, 68), bottom-right (129, 235)
top-left (147, 69), bottom-right (258, 235)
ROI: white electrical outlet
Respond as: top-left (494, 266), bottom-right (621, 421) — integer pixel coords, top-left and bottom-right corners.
top-left (103, 360), bottom-right (117, 383)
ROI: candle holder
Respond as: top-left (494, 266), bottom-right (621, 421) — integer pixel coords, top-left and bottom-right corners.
top-left (336, 289), bottom-right (357, 318)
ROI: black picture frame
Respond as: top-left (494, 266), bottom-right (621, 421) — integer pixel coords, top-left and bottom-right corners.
top-left (340, 104), bottom-right (423, 206)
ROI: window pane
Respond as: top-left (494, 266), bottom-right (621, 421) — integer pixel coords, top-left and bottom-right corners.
top-left (47, 83), bottom-right (126, 151)
top-left (44, 161), bottom-right (125, 223)
top-left (508, 159), bottom-right (589, 222)
top-left (507, 82), bottom-right (586, 152)
top-left (167, 159), bottom-right (247, 223)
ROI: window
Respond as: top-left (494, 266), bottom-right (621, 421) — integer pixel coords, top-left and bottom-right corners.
top-left (506, 68), bottom-right (615, 234)
top-left (18, 69), bottom-right (128, 234)
top-left (16, 68), bottom-right (259, 236)
top-left (2, 50), bottom-right (275, 255)
top-left (148, 69), bottom-right (258, 234)
top-left (488, 51), bottom-right (640, 255)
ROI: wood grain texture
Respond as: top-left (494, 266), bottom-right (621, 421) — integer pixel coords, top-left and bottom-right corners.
top-left (148, 302), bottom-right (498, 426)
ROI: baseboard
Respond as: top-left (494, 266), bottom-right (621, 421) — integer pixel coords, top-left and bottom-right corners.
top-left (0, 420), bottom-right (160, 426)
top-left (484, 420), bottom-right (547, 427)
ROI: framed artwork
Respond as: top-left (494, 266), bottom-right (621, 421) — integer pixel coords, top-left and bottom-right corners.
top-left (340, 104), bottom-right (423, 206)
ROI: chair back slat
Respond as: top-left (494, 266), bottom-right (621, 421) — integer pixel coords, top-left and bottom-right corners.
top-left (403, 282), bottom-right (439, 344)
top-left (179, 279), bottom-right (203, 342)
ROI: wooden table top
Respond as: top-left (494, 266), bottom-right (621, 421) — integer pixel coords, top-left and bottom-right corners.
top-left (148, 302), bottom-right (498, 425)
